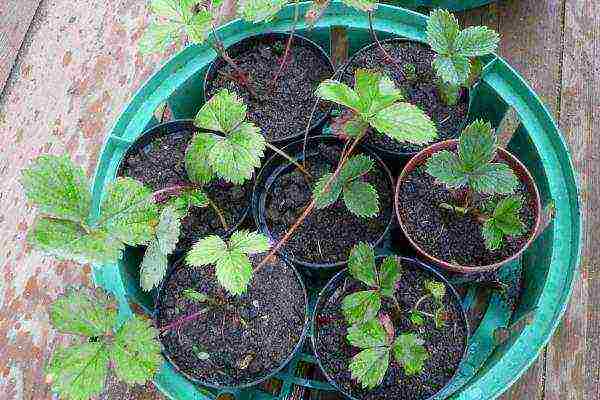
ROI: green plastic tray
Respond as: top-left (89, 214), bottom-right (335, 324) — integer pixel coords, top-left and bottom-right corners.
top-left (90, 3), bottom-right (581, 400)
top-left (393, 0), bottom-right (496, 11)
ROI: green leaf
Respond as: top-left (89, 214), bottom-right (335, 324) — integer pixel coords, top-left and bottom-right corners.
top-left (458, 119), bottom-right (497, 171)
top-left (21, 155), bottom-right (91, 223)
top-left (238, 0), bottom-right (287, 23)
top-left (409, 311), bottom-right (426, 327)
top-left (425, 280), bottom-right (446, 302)
top-left (434, 308), bottom-right (447, 328)
top-left (341, 0), bottom-right (378, 12)
top-left (151, 0), bottom-right (184, 22)
top-left (215, 250), bottom-right (253, 295)
top-left (195, 89), bottom-right (247, 133)
top-left (29, 218), bottom-right (124, 264)
top-left (482, 219), bottom-right (504, 250)
top-left (468, 162), bottom-right (519, 194)
top-left (140, 240), bottom-right (169, 291)
top-left (166, 188), bottom-right (209, 215)
top-left (183, 288), bottom-right (209, 303)
top-left (455, 26), bottom-right (499, 57)
top-left (426, 9), bottom-right (460, 55)
top-left (99, 178), bottom-right (158, 246)
top-left (343, 180), bottom-right (379, 218)
top-left (425, 150), bottom-right (468, 189)
top-left (315, 80), bottom-right (361, 111)
top-left (139, 22), bottom-right (180, 55)
top-left (339, 154), bottom-right (375, 182)
top-left (185, 132), bottom-right (217, 185)
top-left (185, 9), bottom-right (213, 44)
top-left (156, 206), bottom-right (182, 255)
top-left (111, 316), bottom-right (162, 385)
top-left (491, 196), bottom-right (526, 235)
top-left (313, 172), bottom-right (343, 209)
top-left (46, 342), bottom-right (110, 400)
top-left (370, 102), bottom-right (437, 145)
top-left (187, 235), bottom-right (227, 266)
top-left (229, 230), bottom-right (270, 254)
top-left (348, 242), bottom-right (377, 287)
top-left (378, 256), bottom-right (401, 298)
top-left (349, 347), bottom-right (390, 390)
top-left (433, 54), bottom-right (471, 86)
top-left (354, 69), bottom-right (383, 113)
top-left (332, 113), bottom-right (370, 138)
top-left (347, 319), bottom-right (388, 349)
top-left (392, 333), bottom-right (430, 376)
top-left (369, 75), bottom-right (405, 115)
top-left (342, 290), bottom-right (381, 325)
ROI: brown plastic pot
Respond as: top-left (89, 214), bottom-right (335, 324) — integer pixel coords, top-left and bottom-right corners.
top-left (394, 139), bottom-right (542, 273)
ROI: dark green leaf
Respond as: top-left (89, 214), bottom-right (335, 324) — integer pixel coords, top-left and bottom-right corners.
top-left (370, 102), bottom-right (437, 145)
top-left (392, 333), bottom-right (429, 376)
top-left (347, 319), bottom-right (388, 349)
top-left (468, 162), bottom-right (519, 194)
top-left (165, 188), bottom-right (209, 215)
top-left (458, 120), bottom-right (497, 171)
top-left (409, 311), bottom-right (426, 327)
top-left (425, 150), bottom-right (468, 189)
top-left (313, 172), bottom-right (343, 209)
top-left (339, 154), bottom-right (374, 182)
top-left (492, 196), bottom-right (526, 235)
top-left (348, 242), bottom-right (377, 287)
top-left (378, 256), bottom-right (401, 298)
top-left (342, 290), bottom-right (381, 325)
top-left (343, 180), bottom-right (379, 218)
top-left (482, 220), bottom-right (503, 250)
top-left (349, 347), bottom-right (390, 389)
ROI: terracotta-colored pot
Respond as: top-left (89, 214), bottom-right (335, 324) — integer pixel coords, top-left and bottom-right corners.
top-left (394, 140), bottom-right (542, 273)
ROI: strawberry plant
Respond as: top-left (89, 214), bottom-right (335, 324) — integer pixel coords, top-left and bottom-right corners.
top-left (424, 119), bottom-right (525, 250)
top-left (409, 280), bottom-right (448, 329)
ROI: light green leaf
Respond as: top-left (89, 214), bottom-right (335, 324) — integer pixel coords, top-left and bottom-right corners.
top-left (482, 219), bottom-right (504, 250)
top-left (166, 188), bottom-right (209, 215)
top-left (49, 288), bottom-right (117, 337)
top-left (433, 54), bottom-right (471, 86)
top-left (151, 0), bottom-right (184, 22)
top-left (468, 162), bottom-right (519, 194)
top-left (426, 9), bottom-right (460, 55)
top-left (347, 319), bottom-right (388, 349)
top-left (349, 347), bottom-right (390, 390)
top-left (425, 280), bottom-right (446, 302)
top-left (315, 80), bottom-right (361, 112)
top-left (195, 89), bottom-right (247, 133)
top-left (458, 119), bottom-right (497, 171)
top-left (187, 235), bottom-right (227, 266)
top-left (342, 290), bottom-right (381, 325)
top-left (185, 132), bottom-right (217, 185)
top-left (348, 242), bottom-right (377, 287)
top-left (46, 342), bottom-right (109, 400)
top-left (341, 0), bottom-right (378, 12)
top-left (229, 230), bottom-right (270, 254)
top-left (339, 154), bottom-right (374, 182)
top-left (343, 180), bottom-right (379, 218)
top-left (185, 9), bottom-right (213, 44)
top-left (156, 206), bottom-right (182, 255)
top-left (392, 333), bottom-right (430, 376)
top-left (215, 250), bottom-right (253, 295)
top-left (354, 69), bottom-right (383, 113)
top-left (139, 22), bottom-right (180, 55)
top-left (369, 75), bottom-right (404, 115)
top-left (313, 172), bottom-right (343, 209)
top-left (434, 308), bottom-right (447, 328)
top-left (371, 102), bottom-right (437, 145)
top-left (425, 150), bottom-right (468, 189)
top-left (378, 256), bottom-right (401, 298)
top-left (99, 178), bottom-right (158, 246)
top-left (111, 316), bottom-right (162, 385)
top-left (183, 288), bottom-right (209, 303)
top-left (491, 196), bottom-right (525, 235)
top-left (409, 311), bottom-right (426, 327)
top-left (238, 0), bottom-right (287, 23)
top-left (140, 240), bottom-right (169, 291)
top-left (21, 155), bottom-right (91, 223)
top-left (455, 26), bottom-right (499, 57)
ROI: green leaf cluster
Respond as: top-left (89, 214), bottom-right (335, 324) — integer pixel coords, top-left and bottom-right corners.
top-left (186, 230), bottom-right (270, 295)
top-left (186, 89), bottom-right (266, 185)
top-left (238, 0), bottom-right (288, 23)
top-left (315, 69), bottom-right (437, 145)
top-left (21, 155), bottom-right (159, 265)
top-left (482, 195), bottom-right (526, 250)
top-left (46, 288), bottom-right (162, 400)
top-left (426, 9), bottom-right (499, 86)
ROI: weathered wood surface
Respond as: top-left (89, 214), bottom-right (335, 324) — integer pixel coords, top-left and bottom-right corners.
top-left (0, 0), bottom-right (597, 399)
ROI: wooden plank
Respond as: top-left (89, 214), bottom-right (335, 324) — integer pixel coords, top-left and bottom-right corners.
top-left (0, 0), bottom-right (42, 95)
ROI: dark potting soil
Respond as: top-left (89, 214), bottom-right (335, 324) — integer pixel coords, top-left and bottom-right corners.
top-left (397, 166), bottom-right (536, 266)
top-left (205, 36), bottom-right (333, 142)
top-left (118, 130), bottom-right (252, 248)
top-left (341, 41), bottom-right (469, 154)
top-left (156, 255), bottom-right (306, 387)
top-left (264, 143), bottom-right (393, 265)
top-left (315, 260), bottom-right (467, 400)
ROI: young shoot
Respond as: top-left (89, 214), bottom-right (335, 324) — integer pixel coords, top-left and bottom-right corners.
top-left (409, 280), bottom-right (447, 329)
top-left (425, 119), bottom-right (526, 250)
top-left (45, 287), bottom-right (162, 400)
top-left (426, 9), bottom-right (499, 105)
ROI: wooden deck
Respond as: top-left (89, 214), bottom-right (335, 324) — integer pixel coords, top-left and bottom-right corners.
top-left (0, 0), bottom-right (597, 399)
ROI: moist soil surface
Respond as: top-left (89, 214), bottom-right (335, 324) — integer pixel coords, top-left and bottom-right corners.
top-left (264, 143), bottom-right (393, 265)
top-left (118, 129), bottom-right (251, 249)
top-left (205, 35), bottom-right (333, 142)
top-left (342, 40), bottom-right (469, 154)
top-left (397, 165), bottom-right (536, 266)
top-left (156, 255), bottom-right (306, 387)
top-left (315, 260), bottom-right (467, 400)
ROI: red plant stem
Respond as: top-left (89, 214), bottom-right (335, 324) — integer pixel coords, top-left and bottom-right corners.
top-left (367, 11), bottom-right (403, 72)
top-left (159, 309), bottom-right (207, 334)
top-left (270, 0), bottom-right (300, 89)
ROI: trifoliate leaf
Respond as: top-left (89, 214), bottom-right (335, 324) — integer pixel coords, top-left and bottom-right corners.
top-left (313, 173), bottom-right (343, 209)
top-left (426, 9), bottom-right (460, 55)
top-left (238, 0), bottom-right (287, 23)
top-left (46, 342), bottom-right (110, 400)
top-left (195, 89), bottom-right (247, 133)
top-left (371, 102), bottom-right (437, 145)
top-left (392, 333), bottom-right (429, 376)
top-left (183, 289), bottom-right (209, 303)
top-left (140, 240), bottom-right (169, 292)
top-left (185, 132), bottom-right (217, 185)
top-left (425, 280), bottom-right (446, 302)
top-left (342, 290), bottom-right (381, 325)
top-left (151, 0), bottom-right (184, 22)
top-left (343, 180), bottom-right (379, 218)
top-left (378, 256), bottom-right (401, 298)
top-left (49, 288), bottom-right (117, 337)
top-left (315, 80), bottom-right (361, 111)
top-left (341, 0), bottom-right (378, 12)
top-left (458, 119), bottom-right (497, 172)
top-left (29, 218), bottom-right (124, 264)
top-left (339, 154), bottom-right (374, 182)
top-left (229, 230), bottom-right (270, 254)
top-left (21, 155), bottom-right (91, 223)
top-left (468, 162), bottom-right (519, 194)
top-left (425, 150), bottom-right (468, 189)
top-left (111, 316), bottom-right (162, 385)
top-left (187, 235), bottom-right (227, 266)
top-left (433, 54), bottom-right (471, 86)
top-left (348, 242), bottom-right (377, 287)
top-left (455, 26), bottom-right (500, 57)
top-left (349, 347), bottom-right (390, 390)
top-left (347, 319), bottom-right (388, 349)
top-left (156, 206), bottom-right (182, 255)
top-left (215, 250), bottom-right (253, 295)
top-left (482, 220), bottom-right (503, 250)
top-left (185, 9), bottom-right (212, 44)
top-left (491, 196), bottom-right (526, 235)
top-left (139, 22), bottom-right (180, 55)
top-left (99, 178), bottom-right (158, 246)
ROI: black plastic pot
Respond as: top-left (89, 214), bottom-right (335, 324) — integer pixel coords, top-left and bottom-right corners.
top-left (204, 32), bottom-right (335, 147)
top-left (252, 135), bottom-right (395, 282)
top-left (154, 255), bottom-right (310, 391)
top-left (340, 38), bottom-right (472, 172)
top-left (311, 256), bottom-right (470, 400)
